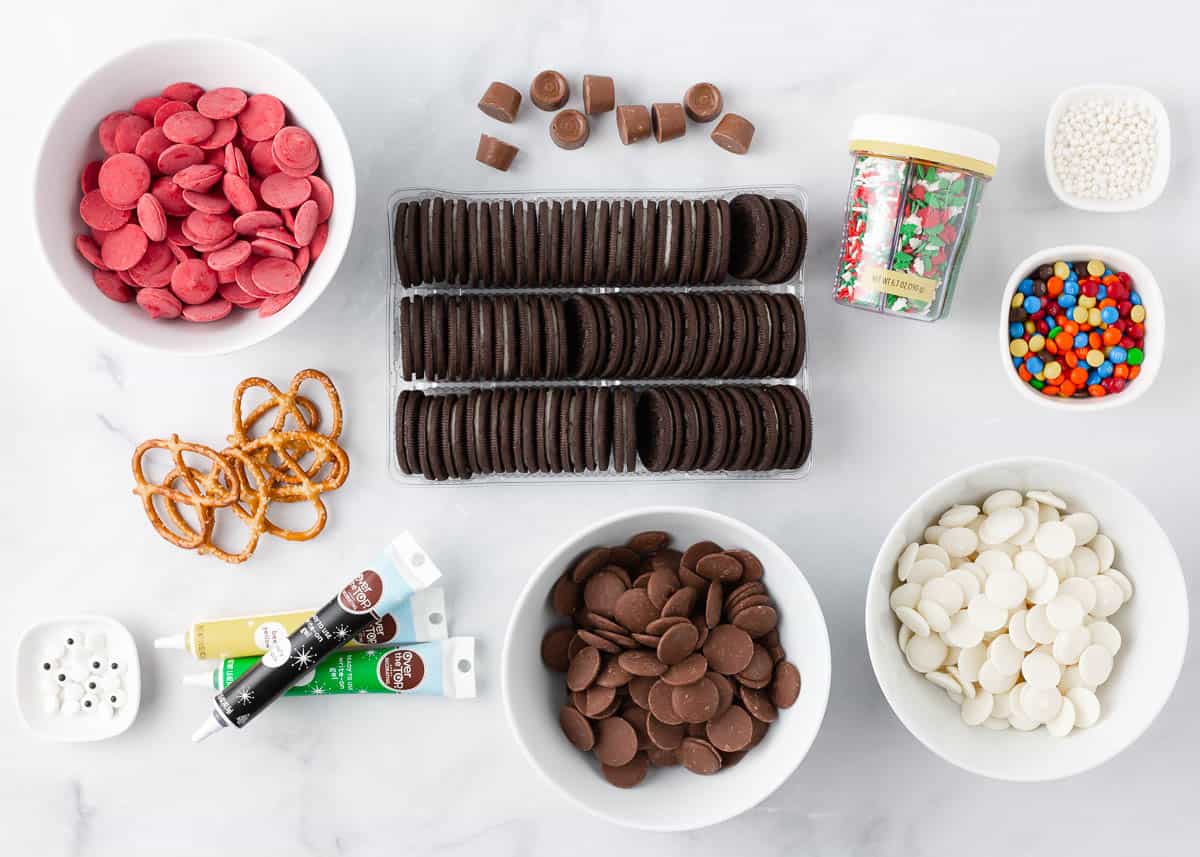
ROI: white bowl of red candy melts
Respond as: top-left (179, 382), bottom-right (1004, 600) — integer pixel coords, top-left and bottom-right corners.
top-left (33, 37), bottom-right (355, 355)
top-left (865, 457), bottom-right (1187, 781)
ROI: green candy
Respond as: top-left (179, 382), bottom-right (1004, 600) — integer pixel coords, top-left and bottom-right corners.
top-left (1049, 326), bottom-right (1062, 339)
top-left (1031, 378), bottom-right (1045, 390)
top-left (1127, 347), bottom-right (1144, 366)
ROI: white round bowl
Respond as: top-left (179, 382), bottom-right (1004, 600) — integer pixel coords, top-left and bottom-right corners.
top-left (866, 457), bottom-right (1187, 781)
top-left (502, 506), bottom-right (831, 831)
top-left (33, 37), bottom-right (356, 356)
top-left (999, 245), bottom-right (1164, 411)
top-left (1044, 84), bottom-right (1170, 213)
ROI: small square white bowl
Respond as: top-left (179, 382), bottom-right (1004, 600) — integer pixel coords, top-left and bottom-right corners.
top-left (1044, 84), bottom-right (1170, 212)
top-left (16, 616), bottom-right (141, 742)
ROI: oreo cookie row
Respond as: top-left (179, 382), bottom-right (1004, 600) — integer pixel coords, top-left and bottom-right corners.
top-left (395, 387), bottom-right (637, 480)
top-left (393, 194), bottom-right (805, 288)
top-left (399, 292), bottom-right (806, 382)
top-left (400, 295), bottom-right (570, 382)
top-left (636, 385), bottom-right (812, 473)
top-left (394, 384), bottom-right (811, 480)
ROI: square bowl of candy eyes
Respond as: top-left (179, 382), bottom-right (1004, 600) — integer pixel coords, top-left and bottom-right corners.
top-left (1043, 84), bottom-right (1170, 213)
top-left (15, 616), bottom-right (141, 742)
top-left (999, 245), bottom-right (1164, 411)
top-left (865, 457), bottom-right (1188, 782)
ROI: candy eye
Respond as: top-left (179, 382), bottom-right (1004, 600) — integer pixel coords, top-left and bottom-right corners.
top-left (80, 694), bottom-right (98, 711)
top-left (62, 629), bottom-right (85, 649)
top-left (40, 659), bottom-right (58, 672)
top-left (107, 689), bottom-right (128, 709)
top-left (107, 659), bottom-right (127, 675)
top-left (89, 658), bottom-right (104, 672)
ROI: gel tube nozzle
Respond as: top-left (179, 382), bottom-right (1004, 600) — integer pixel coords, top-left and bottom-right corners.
top-left (191, 532), bottom-right (442, 742)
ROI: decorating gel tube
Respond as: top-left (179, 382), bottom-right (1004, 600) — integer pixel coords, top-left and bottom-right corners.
top-left (190, 531), bottom-right (442, 742)
top-left (182, 638), bottom-right (476, 698)
top-left (155, 588), bottom-right (447, 660)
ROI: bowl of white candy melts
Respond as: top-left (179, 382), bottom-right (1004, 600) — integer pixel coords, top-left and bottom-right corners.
top-left (865, 457), bottom-right (1187, 781)
top-left (1044, 84), bottom-right (1170, 213)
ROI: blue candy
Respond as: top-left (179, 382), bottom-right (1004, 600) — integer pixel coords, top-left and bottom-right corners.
top-left (1088, 370), bottom-right (1101, 386)
top-left (1073, 332), bottom-right (1089, 349)
top-left (1064, 281), bottom-right (1080, 296)
top-left (1100, 306), bottom-right (1119, 324)
top-left (1013, 356), bottom-right (1023, 368)
top-left (1109, 346), bottom-right (1128, 364)
top-left (1096, 285), bottom-right (1107, 300)
top-left (1018, 278), bottom-right (1034, 295)
top-left (1058, 294), bottom-right (1077, 309)
top-left (1010, 322), bottom-right (1025, 338)
top-left (1131, 292), bottom-right (1142, 306)
top-left (1098, 361), bottom-right (1114, 379)
top-left (1023, 296), bottom-right (1042, 314)
top-left (1026, 356), bottom-right (1045, 374)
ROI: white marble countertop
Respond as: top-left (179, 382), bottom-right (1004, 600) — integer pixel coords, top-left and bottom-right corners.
top-left (2, 1), bottom-right (1197, 854)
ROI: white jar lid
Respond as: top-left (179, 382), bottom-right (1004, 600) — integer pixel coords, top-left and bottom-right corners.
top-left (849, 114), bottom-right (1000, 178)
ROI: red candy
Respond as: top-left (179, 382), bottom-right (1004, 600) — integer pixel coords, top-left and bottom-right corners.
top-left (72, 82), bottom-right (333, 322)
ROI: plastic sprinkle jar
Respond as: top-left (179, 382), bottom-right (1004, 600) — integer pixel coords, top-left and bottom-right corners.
top-left (834, 114), bottom-right (999, 322)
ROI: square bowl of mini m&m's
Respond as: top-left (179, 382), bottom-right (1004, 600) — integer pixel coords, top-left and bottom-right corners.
top-left (999, 246), bottom-right (1163, 411)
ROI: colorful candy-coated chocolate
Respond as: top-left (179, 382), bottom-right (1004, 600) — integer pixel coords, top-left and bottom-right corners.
top-left (1008, 259), bottom-right (1145, 399)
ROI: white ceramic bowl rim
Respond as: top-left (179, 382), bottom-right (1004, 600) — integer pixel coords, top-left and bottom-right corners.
top-left (32, 35), bottom-right (356, 356)
top-left (501, 505), bottom-right (832, 831)
top-left (866, 456), bottom-right (1188, 781)
top-left (998, 244), bottom-right (1164, 412)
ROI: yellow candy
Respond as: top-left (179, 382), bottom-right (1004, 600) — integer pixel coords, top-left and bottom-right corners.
top-left (1034, 372), bottom-right (1045, 381)
top-left (1073, 306), bottom-right (1089, 323)
top-left (1088, 308), bottom-right (1102, 326)
top-left (1012, 293), bottom-right (1025, 309)
top-left (1025, 321), bottom-right (1036, 334)
top-left (1054, 262), bottom-right (1071, 279)
top-left (1044, 361), bottom-right (1063, 380)
top-left (1086, 349), bottom-right (1105, 367)
top-left (1010, 339), bottom-right (1029, 358)
top-left (1029, 334), bottom-right (1046, 352)
top-left (1087, 260), bottom-right (1105, 277)
top-left (1078, 295), bottom-right (1096, 309)
top-left (1130, 305), bottom-right (1146, 323)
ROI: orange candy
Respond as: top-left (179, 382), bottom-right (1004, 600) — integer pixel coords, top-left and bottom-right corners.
top-left (1018, 366), bottom-right (1033, 382)
top-left (1088, 384), bottom-right (1107, 397)
top-left (1070, 367), bottom-right (1089, 386)
top-left (1054, 332), bottom-right (1074, 351)
top-left (1130, 365), bottom-right (1141, 380)
top-left (1102, 328), bottom-right (1122, 346)
top-left (1047, 276), bottom-right (1064, 295)
top-left (1065, 352), bottom-right (1079, 368)
top-left (1042, 384), bottom-right (1060, 397)
top-left (1063, 321), bottom-right (1079, 336)
top-left (1114, 364), bottom-right (1130, 379)
top-left (1088, 332), bottom-right (1102, 349)
top-left (1059, 381), bottom-right (1077, 397)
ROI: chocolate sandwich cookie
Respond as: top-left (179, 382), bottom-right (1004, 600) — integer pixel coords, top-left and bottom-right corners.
top-left (654, 200), bottom-right (682, 285)
top-left (582, 201), bottom-right (598, 285)
top-left (544, 387), bottom-right (563, 474)
top-left (429, 196), bottom-right (447, 283)
top-left (416, 198), bottom-right (433, 284)
top-left (701, 199), bottom-right (722, 284)
top-left (522, 200), bottom-right (539, 287)
top-left (688, 199), bottom-right (707, 285)
top-left (453, 199), bottom-right (469, 285)
top-left (442, 199), bottom-right (458, 284)
top-left (394, 202), bottom-right (411, 286)
top-left (745, 293), bottom-right (772, 379)
top-left (607, 200), bottom-right (629, 285)
top-left (512, 201), bottom-right (529, 288)
top-left (757, 197), bottom-right (780, 282)
top-left (592, 201), bottom-right (610, 285)
top-left (677, 201), bottom-right (696, 285)
top-left (497, 200), bottom-right (516, 286)
top-left (728, 194), bottom-right (771, 281)
top-left (472, 201), bottom-right (491, 286)
top-left (635, 388), bottom-right (673, 472)
top-left (567, 296), bottom-right (598, 379)
top-left (394, 391), bottom-right (413, 473)
top-left (568, 201), bottom-right (586, 285)
top-left (626, 295), bottom-right (651, 379)
top-left (695, 294), bottom-right (723, 379)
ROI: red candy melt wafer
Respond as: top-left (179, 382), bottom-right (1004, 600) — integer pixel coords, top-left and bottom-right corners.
top-left (250, 257), bottom-right (300, 295)
top-left (114, 115), bottom-right (151, 154)
top-left (173, 163), bottom-right (223, 192)
top-left (198, 118), bottom-right (238, 150)
top-left (137, 193), bottom-right (168, 242)
top-left (100, 224), bottom-right (149, 271)
top-left (171, 258), bottom-right (218, 304)
top-left (182, 297), bottom-right (233, 323)
top-left (182, 189), bottom-right (232, 215)
top-left (98, 112), bottom-right (127, 155)
top-left (157, 143), bottom-right (205, 175)
top-left (161, 82), bottom-right (204, 103)
top-left (94, 269), bottom-right (134, 303)
top-left (292, 200), bottom-right (319, 246)
top-left (137, 287), bottom-right (183, 319)
top-left (75, 235), bottom-right (108, 269)
top-left (258, 288), bottom-right (299, 318)
top-left (128, 242), bottom-right (176, 288)
top-left (206, 240), bottom-right (252, 271)
top-left (80, 161), bottom-right (102, 194)
top-left (185, 211), bottom-right (234, 244)
top-left (132, 96), bottom-right (168, 120)
top-left (196, 88), bottom-right (247, 120)
top-left (222, 173), bottom-right (257, 214)
top-left (248, 140), bottom-right (280, 177)
top-left (250, 238), bottom-right (293, 260)
top-left (134, 127), bottom-right (172, 166)
top-left (150, 177), bottom-right (191, 216)
top-left (259, 173), bottom-right (311, 209)
top-left (234, 210), bottom-right (283, 235)
top-left (153, 100), bottom-right (191, 127)
top-left (163, 111), bottom-right (215, 145)
top-left (98, 153), bottom-right (151, 210)
top-left (271, 126), bottom-right (319, 177)
top-left (238, 93), bottom-right (286, 141)
top-left (306, 176), bottom-right (334, 223)
top-left (80, 190), bottom-right (131, 230)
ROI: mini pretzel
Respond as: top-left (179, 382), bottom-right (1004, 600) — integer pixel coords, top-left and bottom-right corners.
top-left (229, 432), bottom-right (349, 541)
top-left (131, 435), bottom-right (239, 551)
top-left (229, 369), bottom-right (343, 485)
top-left (196, 448), bottom-right (271, 564)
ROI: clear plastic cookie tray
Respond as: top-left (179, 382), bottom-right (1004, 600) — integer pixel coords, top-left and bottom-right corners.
top-left (385, 185), bottom-right (812, 484)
